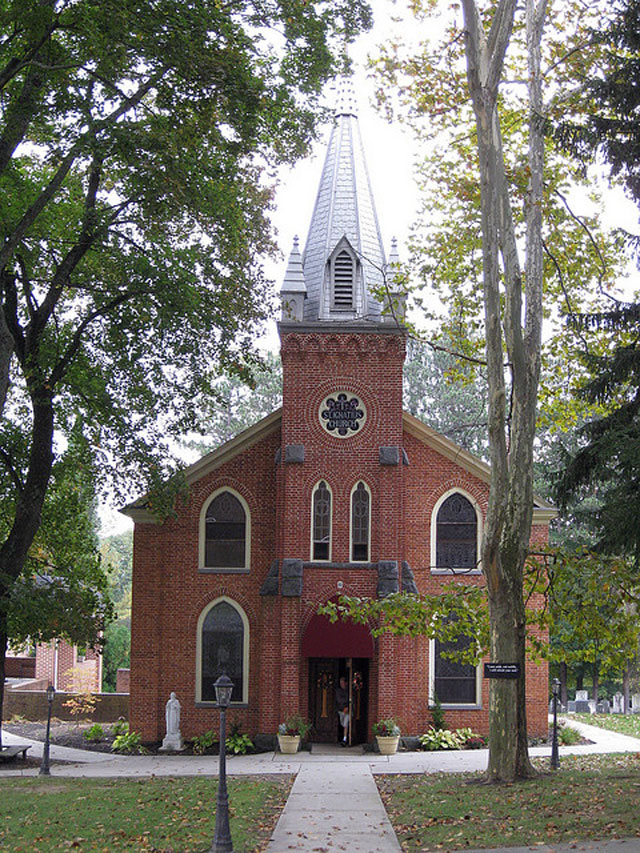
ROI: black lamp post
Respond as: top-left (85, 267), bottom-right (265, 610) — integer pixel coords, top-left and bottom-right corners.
top-left (211, 673), bottom-right (234, 853)
top-left (39, 684), bottom-right (55, 776)
top-left (550, 677), bottom-right (560, 770)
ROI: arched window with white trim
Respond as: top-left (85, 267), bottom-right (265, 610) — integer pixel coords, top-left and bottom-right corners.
top-left (199, 489), bottom-right (250, 571)
top-left (197, 598), bottom-right (248, 703)
top-left (312, 480), bottom-right (332, 561)
top-left (433, 492), bottom-right (479, 572)
top-left (350, 481), bottom-right (371, 562)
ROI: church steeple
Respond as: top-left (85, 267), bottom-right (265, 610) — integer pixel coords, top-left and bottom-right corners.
top-left (282, 77), bottom-right (387, 325)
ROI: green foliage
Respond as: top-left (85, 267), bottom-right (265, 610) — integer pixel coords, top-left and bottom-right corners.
top-left (83, 723), bottom-right (105, 742)
top-left (278, 714), bottom-right (311, 738)
top-left (101, 619), bottom-right (131, 693)
top-left (111, 719), bottom-right (129, 737)
top-left (419, 727), bottom-right (465, 751)
top-left (192, 729), bottom-right (219, 755)
top-left (225, 723), bottom-right (254, 756)
top-left (429, 694), bottom-right (446, 732)
top-left (403, 338), bottom-right (488, 459)
top-left (558, 724), bottom-right (582, 746)
top-left (111, 731), bottom-right (147, 755)
top-left (318, 586), bottom-right (489, 664)
top-left (373, 719), bottom-right (400, 737)
top-left (526, 548), bottom-right (640, 679)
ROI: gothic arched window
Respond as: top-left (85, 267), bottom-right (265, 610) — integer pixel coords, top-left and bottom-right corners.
top-left (435, 493), bottom-right (477, 570)
top-left (198, 598), bottom-right (248, 703)
top-left (351, 481), bottom-right (370, 562)
top-left (203, 490), bottom-right (248, 569)
top-left (312, 481), bottom-right (332, 561)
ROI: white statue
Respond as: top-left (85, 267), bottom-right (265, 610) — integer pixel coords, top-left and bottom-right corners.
top-left (160, 691), bottom-right (184, 751)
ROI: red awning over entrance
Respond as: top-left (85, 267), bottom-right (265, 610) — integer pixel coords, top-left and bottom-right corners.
top-left (302, 612), bottom-right (374, 658)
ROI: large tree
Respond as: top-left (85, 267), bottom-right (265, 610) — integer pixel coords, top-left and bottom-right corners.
top-left (0, 0), bottom-right (370, 738)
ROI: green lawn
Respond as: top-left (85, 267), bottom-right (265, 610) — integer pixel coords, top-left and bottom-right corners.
top-left (0, 774), bottom-right (292, 852)
top-left (571, 712), bottom-right (640, 739)
top-left (377, 754), bottom-right (640, 851)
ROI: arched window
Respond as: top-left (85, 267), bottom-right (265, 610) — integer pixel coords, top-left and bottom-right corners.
top-left (351, 481), bottom-right (370, 562)
top-left (332, 250), bottom-right (354, 309)
top-left (202, 490), bottom-right (248, 570)
top-left (312, 481), bottom-right (331, 561)
top-left (198, 598), bottom-right (248, 703)
top-left (435, 493), bottom-right (478, 571)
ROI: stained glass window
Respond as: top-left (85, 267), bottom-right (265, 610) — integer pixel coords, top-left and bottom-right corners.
top-left (201, 600), bottom-right (245, 702)
top-left (312, 481), bottom-right (331, 560)
top-left (433, 634), bottom-right (477, 705)
top-left (435, 493), bottom-right (477, 570)
top-left (351, 481), bottom-right (370, 562)
top-left (205, 491), bottom-right (246, 568)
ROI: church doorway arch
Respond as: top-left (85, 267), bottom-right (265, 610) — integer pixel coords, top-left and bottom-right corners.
top-left (302, 609), bottom-right (373, 744)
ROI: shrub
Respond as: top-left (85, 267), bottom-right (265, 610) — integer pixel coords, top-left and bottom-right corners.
top-left (226, 723), bottom-right (254, 755)
top-left (373, 718), bottom-right (400, 737)
top-left (429, 694), bottom-right (446, 731)
top-left (419, 727), bottom-right (465, 751)
top-left (558, 724), bottom-right (582, 746)
top-left (83, 723), bottom-right (105, 742)
top-left (111, 718), bottom-right (129, 737)
top-left (192, 729), bottom-right (218, 755)
top-left (111, 731), bottom-right (147, 754)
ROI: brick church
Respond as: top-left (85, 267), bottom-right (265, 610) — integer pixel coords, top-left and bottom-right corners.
top-left (125, 81), bottom-right (552, 746)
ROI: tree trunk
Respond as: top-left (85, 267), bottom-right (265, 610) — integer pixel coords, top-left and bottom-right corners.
top-left (461, 0), bottom-right (546, 781)
top-left (592, 663), bottom-right (599, 704)
top-left (0, 393), bottom-right (55, 747)
top-left (623, 665), bottom-right (630, 714)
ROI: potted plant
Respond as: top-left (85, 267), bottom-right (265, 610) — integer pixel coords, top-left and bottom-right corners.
top-left (277, 713), bottom-right (311, 754)
top-left (373, 718), bottom-right (400, 755)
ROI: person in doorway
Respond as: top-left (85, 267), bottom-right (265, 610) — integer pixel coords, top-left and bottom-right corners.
top-left (335, 676), bottom-right (350, 746)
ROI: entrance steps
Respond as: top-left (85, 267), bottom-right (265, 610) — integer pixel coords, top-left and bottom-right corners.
top-left (310, 742), bottom-right (365, 755)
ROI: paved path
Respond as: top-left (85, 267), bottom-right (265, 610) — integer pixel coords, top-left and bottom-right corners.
top-left (3, 718), bottom-right (640, 851)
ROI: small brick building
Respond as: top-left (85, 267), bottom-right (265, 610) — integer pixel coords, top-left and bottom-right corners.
top-left (125, 82), bottom-right (552, 746)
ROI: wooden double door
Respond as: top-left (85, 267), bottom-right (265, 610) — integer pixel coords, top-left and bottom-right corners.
top-left (308, 657), bottom-right (369, 744)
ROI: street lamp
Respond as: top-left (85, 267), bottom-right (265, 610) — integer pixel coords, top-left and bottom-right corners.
top-left (550, 677), bottom-right (560, 770)
top-left (39, 684), bottom-right (55, 776)
top-left (211, 673), bottom-right (234, 853)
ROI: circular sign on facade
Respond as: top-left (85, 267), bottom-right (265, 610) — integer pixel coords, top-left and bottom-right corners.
top-left (319, 392), bottom-right (366, 437)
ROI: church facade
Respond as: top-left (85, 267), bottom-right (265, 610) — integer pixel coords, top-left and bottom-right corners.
top-left (125, 83), bottom-right (552, 746)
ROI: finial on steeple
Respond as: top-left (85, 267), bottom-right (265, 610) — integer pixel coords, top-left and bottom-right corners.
top-left (334, 76), bottom-right (358, 119)
top-left (280, 236), bottom-right (306, 322)
top-left (388, 237), bottom-right (400, 267)
top-left (384, 237), bottom-right (407, 324)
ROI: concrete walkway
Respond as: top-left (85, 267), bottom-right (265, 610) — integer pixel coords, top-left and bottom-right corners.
top-left (2, 718), bottom-right (640, 851)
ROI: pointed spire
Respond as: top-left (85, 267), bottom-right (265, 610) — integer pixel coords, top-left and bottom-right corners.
top-left (301, 76), bottom-right (386, 324)
top-left (384, 237), bottom-right (407, 324)
top-left (280, 236), bottom-right (306, 322)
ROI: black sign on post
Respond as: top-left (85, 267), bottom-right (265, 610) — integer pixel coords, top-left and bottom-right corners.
top-left (484, 663), bottom-right (521, 679)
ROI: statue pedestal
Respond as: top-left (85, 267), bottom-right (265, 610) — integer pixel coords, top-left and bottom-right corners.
top-left (160, 732), bottom-right (184, 752)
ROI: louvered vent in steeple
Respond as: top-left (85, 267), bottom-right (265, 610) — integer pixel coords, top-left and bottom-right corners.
top-left (333, 250), bottom-right (354, 309)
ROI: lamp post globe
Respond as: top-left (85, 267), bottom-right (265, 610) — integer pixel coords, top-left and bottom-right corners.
top-left (211, 673), bottom-right (234, 853)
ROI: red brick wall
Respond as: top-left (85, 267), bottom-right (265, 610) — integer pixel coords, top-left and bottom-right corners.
top-left (129, 326), bottom-right (549, 743)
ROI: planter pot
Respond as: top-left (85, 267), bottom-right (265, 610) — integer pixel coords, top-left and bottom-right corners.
top-left (376, 735), bottom-right (400, 755)
top-left (277, 734), bottom-right (301, 754)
